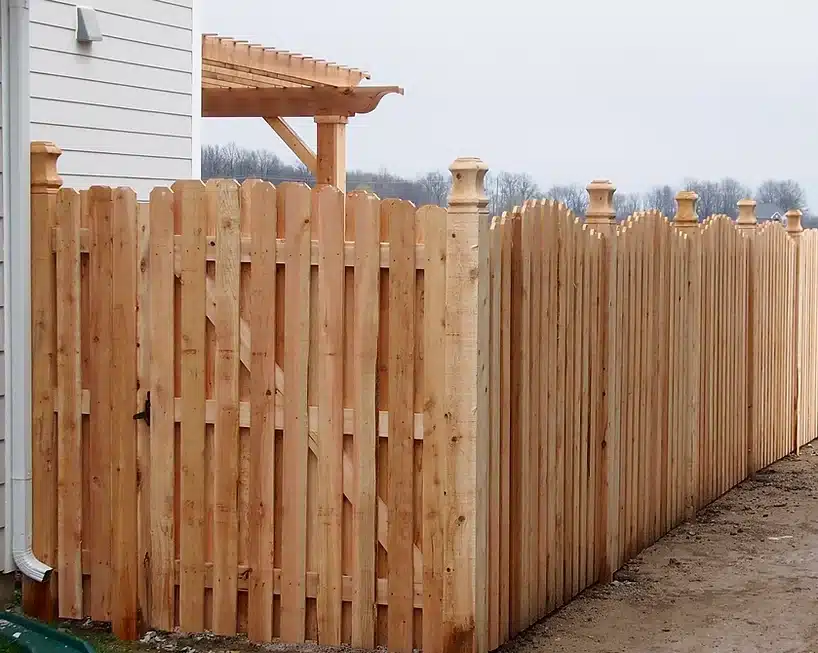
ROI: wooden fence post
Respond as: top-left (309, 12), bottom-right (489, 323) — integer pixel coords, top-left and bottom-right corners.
top-left (586, 180), bottom-right (620, 581)
top-left (736, 199), bottom-right (758, 232)
top-left (672, 191), bottom-right (702, 518)
top-left (25, 142), bottom-right (63, 621)
top-left (787, 209), bottom-right (803, 455)
top-left (737, 199), bottom-right (757, 476)
top-left (443, 157), bottom-right (488, 653)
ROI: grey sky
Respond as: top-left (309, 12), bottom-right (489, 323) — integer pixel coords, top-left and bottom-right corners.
top-left (201, 0), bottom-right (818, 208)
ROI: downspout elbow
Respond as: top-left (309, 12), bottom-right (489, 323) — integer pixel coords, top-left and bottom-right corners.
top-left (12, 549), bottom-right (51, 583)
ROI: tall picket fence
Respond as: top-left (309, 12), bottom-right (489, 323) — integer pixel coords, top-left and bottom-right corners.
top-left (25, 142), bottom-right (818, 653)
top-left (483, 190), bottom-right (817, 648)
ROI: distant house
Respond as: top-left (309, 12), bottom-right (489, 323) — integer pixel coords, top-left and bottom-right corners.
top-left (755, 202), bottom-right (785, 223)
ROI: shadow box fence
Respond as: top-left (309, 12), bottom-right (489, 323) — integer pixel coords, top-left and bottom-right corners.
top-left (24, 142), bottom-right (818, 653)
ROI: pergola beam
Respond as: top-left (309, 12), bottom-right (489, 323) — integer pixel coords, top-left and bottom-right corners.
top-left (202, 86), bottom-right (403, 118)
top-left (263, 117), bottom-right (317, 175)
top-left (202, 35), bottom-right (370, 89)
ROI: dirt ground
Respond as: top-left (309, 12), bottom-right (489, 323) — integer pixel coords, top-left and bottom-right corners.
top-left (49, 442), bottom-right (818, 653)
top-left (501, 443), bottom-right (818, 653)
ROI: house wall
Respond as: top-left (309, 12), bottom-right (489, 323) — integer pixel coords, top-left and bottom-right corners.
top-left (0, 0), bottom-right (7, 572)
top-left (0, 0), bottom-right (198, 573)
top-left (30, 0), bottom-right (198, 198)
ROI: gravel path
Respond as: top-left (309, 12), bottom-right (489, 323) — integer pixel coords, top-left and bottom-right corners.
top-left (499, 443), bottom-right (818, 653)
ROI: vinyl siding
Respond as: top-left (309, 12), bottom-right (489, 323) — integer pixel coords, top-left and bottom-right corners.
top-left (30, 0), bottom-right (196, 199)
top-left (0, 0), bottom-right (6, 570)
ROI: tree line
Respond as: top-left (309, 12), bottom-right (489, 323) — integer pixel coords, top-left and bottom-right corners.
top-left (202, 143), bottom-right (812, 225)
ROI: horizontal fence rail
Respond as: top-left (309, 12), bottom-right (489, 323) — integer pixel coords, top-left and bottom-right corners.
top-left (25, 143), bottom-right (818, 653)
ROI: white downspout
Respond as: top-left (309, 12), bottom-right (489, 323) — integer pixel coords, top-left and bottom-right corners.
top-left (6, 0), bottom-right (52, 583)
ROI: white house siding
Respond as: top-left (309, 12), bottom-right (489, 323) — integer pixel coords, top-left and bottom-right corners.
top-left (30, 0), bottom-right (197, 199)
top-left (0, 0), bottom-right (6, 569)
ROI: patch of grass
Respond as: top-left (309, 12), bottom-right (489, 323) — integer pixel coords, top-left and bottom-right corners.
top-left (0, 640), bottom-right (24, 653)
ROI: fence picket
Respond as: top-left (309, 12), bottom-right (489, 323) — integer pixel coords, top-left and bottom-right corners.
top-left (351, 192), bottom-right (381, 648)
top-left (110, 188), bottom-right (139, 640)
top-left (247, 180), bottom-right (277, 643)
top-left (177, 180), bottom-right (208, 633)
top-left (88, 186), bottom-right (114, 621)
top-left (56, 188), bottom-right (83, 618)
top-left (421, 204), bottom-right (447, 653)
top-left (149, 188), bottom-right (176, 631)
top-left (210, 179), bottom-right (241, 635)
top-left (316, 186), bottom-right (345, 644)
top-left (386, 199), bottom-right (417, 653)
top-left (280, 183), bottom-right (312, 643)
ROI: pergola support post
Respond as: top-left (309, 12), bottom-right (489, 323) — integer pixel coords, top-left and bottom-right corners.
top-left (315, 115), bottom-right (347, 192)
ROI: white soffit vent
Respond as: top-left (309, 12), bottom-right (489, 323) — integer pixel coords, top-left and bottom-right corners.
top-left (76, 6), bottom-right (102, 43)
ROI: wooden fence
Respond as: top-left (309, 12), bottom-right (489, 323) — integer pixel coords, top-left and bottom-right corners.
top-left (25, 141), bottom-right (818, 653)
top-left (483, 185), bottom-right (814, 648)
top-left (26, 143), bottom-right (484, 653)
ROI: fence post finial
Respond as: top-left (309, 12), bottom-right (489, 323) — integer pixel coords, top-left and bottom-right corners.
top-left (448, 157), bottom-right (488, 211)
top-left (585, 179), bottom-right (616, 231)
top-left (736, 199), bottom-right (758, 232)
top-left (786, 208), bottom-right (803, 238)
top-left (31, 141), bottom-right (63, 194)
top-left (673, 190), bottom-right (699, 231)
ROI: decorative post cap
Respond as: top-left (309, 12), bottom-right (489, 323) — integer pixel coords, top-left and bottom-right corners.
top-left (30, 141), bottom-right (63, 193)
top-left (786, 208), bottom-right (803, 236)
top-left (585, 179), bottom-right (616, 225)
top-left (736, 198), bottom-right (758, 231)
top-left (448, 157), bottom-right (488, 208)
top-left (673, 190), bottom-right (699, 231)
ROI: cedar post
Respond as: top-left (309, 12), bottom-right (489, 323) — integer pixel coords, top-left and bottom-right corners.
top-left (736, 199), bottom-right (757, 474)
top-left (673, 191), bottom-right (702, 516)
top-left (786, 209), bottom-right (803, 455)
top-left (585, 180), bottom-right (620, 581)
top-left (315, 116), bottom-right (347, 192)
top-left (444, 157), bottom-right (488, 653)
top-left (26, 142), bottom-right (63, 620)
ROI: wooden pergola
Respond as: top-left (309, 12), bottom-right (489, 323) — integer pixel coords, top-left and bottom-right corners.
top-left (202, 35), bottom-right (403, 192)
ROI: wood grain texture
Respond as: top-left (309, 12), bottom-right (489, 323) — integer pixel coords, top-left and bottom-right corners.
top-left (177, 180), bottom-right (208, 633)
top-left (110, 188), bottom-right (139, 640)
top-left (56, 188), bottom-right (83, 618)
top-left (88, 186), bottom-right (114, 621)
top-left (149, 188), bottom-right (176, 630)
top-left (280, 183), bottom-right (312, 643)
top-left (247, 180), bottom-right (278, 643)
top-left (316, 186), bottom-right (345, 645)
top-left (210, 179), bottom-right (242, 635)
top-left (386, 199), bottom-right (416, 653)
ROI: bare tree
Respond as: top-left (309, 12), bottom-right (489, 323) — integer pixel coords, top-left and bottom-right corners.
top-left (614, 192), bottom-right (643, 220)
top-left (643, 185), bottom-right (678, 217)
top-left (418, 171), bottom-right (451, 207)
top-left (756, 179), bottom-right (807, 212)
top-left (716, 178), bottom-right (752, 218)
top-left (486, 171), bottom-right (542, 217)
top-left (545, 184), bottom-right (588, 217)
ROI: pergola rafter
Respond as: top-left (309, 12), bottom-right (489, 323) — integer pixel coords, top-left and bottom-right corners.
top-left (202, 35), bottom-right (403, 191)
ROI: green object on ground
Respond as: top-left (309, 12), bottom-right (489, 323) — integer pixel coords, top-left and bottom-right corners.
top-left (0, 612), bottom-right (96, 653)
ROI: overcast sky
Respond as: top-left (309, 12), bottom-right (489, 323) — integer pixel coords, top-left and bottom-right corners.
top-left (200, 0), bottom-right (818, 207)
